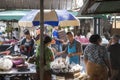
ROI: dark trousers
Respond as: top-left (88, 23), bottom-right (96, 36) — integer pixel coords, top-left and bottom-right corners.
top-left (111, 69), bottom-right (120, 80)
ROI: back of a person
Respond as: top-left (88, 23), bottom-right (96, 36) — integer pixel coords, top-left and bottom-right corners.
top-left (53, 30), bottom-right (60, 44)
top-left (85, 44), bottom-right (106, 66)
top-left (84, 34), bottom-right (108, 80)
top-left (84, 44), bottom-right (108, 80)
top-left (109, 43), bottom-right (120, 69)
top-left (52, 28), bottom-right (63, 52)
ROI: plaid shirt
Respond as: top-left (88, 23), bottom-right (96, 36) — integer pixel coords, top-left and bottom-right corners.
top-left (84, 43), bottom-right (108, 66)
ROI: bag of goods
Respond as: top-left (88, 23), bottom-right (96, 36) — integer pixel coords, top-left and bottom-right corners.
top-left (69, 64), bottom-right (83, 72)
top-left (4, 55), bottom-right (26, 68)
top-left (79, 73), bottom-right (89, 80)
top-left (50, 57), bottom-right (67, 69)
top-left (12, 58), bottom-right (25, 67)
top-left (50, 57), bottom-right (70, 73)
top-left (16, 63), bottom-right (28, 70)
top-left (0, 58), bottom-right (13, 71)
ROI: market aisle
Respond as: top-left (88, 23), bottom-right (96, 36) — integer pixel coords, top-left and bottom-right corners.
top-left (80, 56), bottom-right (86, 73)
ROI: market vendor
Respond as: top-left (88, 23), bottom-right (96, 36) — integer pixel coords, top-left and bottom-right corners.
top-left (20, 29), bottom-right (35, 58)
top-left (56, 31), bottom-right (83, 64)
top-left (28, 35), bottom-right (54, 80)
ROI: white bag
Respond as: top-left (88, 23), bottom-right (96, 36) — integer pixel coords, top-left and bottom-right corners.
top-left (0, 58), bottom-right (13, 70)
top-left (65, 56), bottom-right (70, 64)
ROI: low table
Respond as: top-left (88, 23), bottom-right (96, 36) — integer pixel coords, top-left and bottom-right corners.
top-left (51, 70), bottom-right (81, 79)
top-left (0, 63), bottom-right (36, 80)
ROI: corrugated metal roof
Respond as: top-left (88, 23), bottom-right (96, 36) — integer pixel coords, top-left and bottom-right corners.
top-left (0, 0), bottom-right (81, 10)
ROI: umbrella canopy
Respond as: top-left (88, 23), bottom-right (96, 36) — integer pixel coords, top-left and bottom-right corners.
top-left (18, 10), bottom-right (80, 27)
top-left (0, 10), bottom-right (31, 21)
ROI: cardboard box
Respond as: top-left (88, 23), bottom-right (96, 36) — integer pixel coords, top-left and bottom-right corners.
top-left (58, 30), bottom-right (67, 42)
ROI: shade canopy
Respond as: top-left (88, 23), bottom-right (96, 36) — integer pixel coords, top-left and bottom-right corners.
top-left (80, 0), bottom-right (120, 15)
top-left (0, 10), bottom-right (30, 21)
top-left (18, 10), bottom-right (80, 27)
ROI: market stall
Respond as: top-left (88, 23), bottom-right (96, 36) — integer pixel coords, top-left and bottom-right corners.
top-left (0, 55), bottom-right (36, 80)
top-left (50, 57), bottom-right (88, 80)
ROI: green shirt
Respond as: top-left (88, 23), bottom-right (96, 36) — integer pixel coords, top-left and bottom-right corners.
top-left (36, 44), bottom-right (54, 70)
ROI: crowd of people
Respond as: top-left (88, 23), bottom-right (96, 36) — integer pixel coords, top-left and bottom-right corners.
top-left (20, 27), bottom-right (120, 80)
top-left (1, 26), bottom-right (119, 80)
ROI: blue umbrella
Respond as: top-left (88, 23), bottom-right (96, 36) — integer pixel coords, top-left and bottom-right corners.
top-left (18, 10), bottom-right (80, 27)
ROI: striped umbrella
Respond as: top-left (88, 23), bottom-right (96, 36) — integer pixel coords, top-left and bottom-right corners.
top-left (18, 9), bottom-right (80, 27)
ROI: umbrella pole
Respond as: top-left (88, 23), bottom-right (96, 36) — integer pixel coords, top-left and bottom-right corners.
top-left (39, 0), bottom-right (44, 80)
